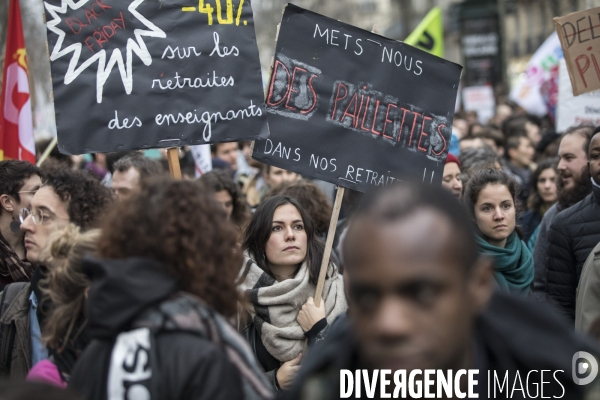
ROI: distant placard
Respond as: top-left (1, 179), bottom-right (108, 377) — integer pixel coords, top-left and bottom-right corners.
top-left (508, 33), bottom-right (562, 118)
top-left (253, 5), bottom-right (462, 192)
top-left (190, 144), bottom-right (212, 177)
top-left (557, 59), bottom-right (600, 131)
top-left (44, 0), bottom-right (267, 155)
top-left (462, 86), bottom-right (495, 124)
top-left (555, 7), bottom-right (600, 96)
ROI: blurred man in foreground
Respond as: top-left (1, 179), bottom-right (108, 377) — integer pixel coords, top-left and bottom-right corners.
top-left (284, 182), bottom-right (597, 399)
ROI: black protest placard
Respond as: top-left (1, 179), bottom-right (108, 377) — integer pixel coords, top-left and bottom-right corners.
top-left (44, 0), bottom-right (267, 155)
top-left (253, 4), bottom-right (462, 192)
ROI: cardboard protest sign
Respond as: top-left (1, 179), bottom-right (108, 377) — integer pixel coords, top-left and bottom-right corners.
top-left (557, 59), bottom-right (600, 131)
top-left (253, 5), bottom-right (462, 192)
top-left (44, 0), bottom-right (267, 155)
top-left (555, 6), bottom-right (600, 96)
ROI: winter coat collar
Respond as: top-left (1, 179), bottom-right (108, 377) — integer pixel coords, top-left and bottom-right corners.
top-left (592, 178), bottom-right (600, 204)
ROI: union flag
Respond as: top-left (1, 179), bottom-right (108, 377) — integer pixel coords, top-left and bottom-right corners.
top-left (0, 0), bottom-right (36, 163)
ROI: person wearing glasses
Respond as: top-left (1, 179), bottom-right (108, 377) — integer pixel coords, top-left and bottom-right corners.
top-left (0, 160), bottom-right (41, 288)
top-left (0, 161), bottom-right (112, 379)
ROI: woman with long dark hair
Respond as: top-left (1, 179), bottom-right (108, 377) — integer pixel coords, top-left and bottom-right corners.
top-left (464, 169), bottom-right (534, 295)
top-left (519, 158), bottom-right (558, 249)
top-left (199, 169), bottom-right (249, 232)
top-left (237, 195), bottom-right (347, 392)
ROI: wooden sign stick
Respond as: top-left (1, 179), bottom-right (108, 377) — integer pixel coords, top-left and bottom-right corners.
top-left (314, 186), bottom-right (345, 306)
top-left (314, 23), bottom-right (377, 306)
top-left (167, 147), bottom-right (182, 180)
top-left (37, 136), bottom-right (58, 167)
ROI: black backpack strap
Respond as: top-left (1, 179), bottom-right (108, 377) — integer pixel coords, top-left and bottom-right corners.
top-left (0, 283), bottom-right (29, 376)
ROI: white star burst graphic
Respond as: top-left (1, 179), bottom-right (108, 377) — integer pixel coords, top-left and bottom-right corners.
top-left (44, 0), bottom-right (166, 103)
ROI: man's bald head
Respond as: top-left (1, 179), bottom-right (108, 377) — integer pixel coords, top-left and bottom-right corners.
top-left (342, 182), bottom-right (493, 372)
top-left (344, 182), bottom-right (479, 274)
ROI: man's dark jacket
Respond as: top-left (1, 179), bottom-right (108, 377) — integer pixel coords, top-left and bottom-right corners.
top-left (546, 182), bottom-right (600, 322)
top-left (69, 257), bottom-right (242, 400)
top-left (282, 292), bottom-right (599, 400)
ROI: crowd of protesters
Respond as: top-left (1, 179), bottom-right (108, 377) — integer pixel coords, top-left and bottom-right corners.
top-left (0, 100), bottom-right (599, 398)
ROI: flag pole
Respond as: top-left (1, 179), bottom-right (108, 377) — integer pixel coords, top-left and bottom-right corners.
top-left (36, 136), bottom-right (57, 167)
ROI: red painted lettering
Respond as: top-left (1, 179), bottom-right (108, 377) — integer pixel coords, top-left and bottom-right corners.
top-left (84, 9), bottom-right (97, 25)
top-left (331, 83), bottom-right (348, 120)
top-left (341, 92), bottom-right (359, 126)
top-left (96, 0), bottom-right (112, 11)
top-left (591, 52), bottom-right (600, 81)
top-left (301, 74), bottom-right (319, 115)
top-left (266, 60), bottom-right (291, 107)
top-left (382, 103), bottom-right (397, 140)
top-left (576, 54), bottom-right (590, 87)
top-left (91, 1), bottom-right (108, 16)
top-left (93, 30), bottom-right (108, 49)
top-left (397, 108), bottom-right (410, 142)
top-left (360, 96), bottom-right (372, 132)
top-left (355, 94), bottom-right (365, 128)
top-left (432, 124), bottom-right (448, 156)
top-left (285, 67), bottom-right (308, 111)
top-left (408, 112), bottom-right (422, 147)
top-left (84, 36), bottom-right (96, 52)
top-left (417, 116), bottom-right (432, 152)
top-left (102, 24), bottom-right (115, 39)
top-left (370, 100), bottom-right (383, 136)
top-left (113, 12), bottom-right (126, 30)
top-left (65, 17), bottom-right (85, 34)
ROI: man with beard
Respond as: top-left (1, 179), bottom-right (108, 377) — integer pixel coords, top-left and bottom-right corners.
top-left (532, 125), bottom-right (594, 301)
top-left (282, 182), bottom-right (597, 400)
top-left (546, 126), bottom-right (600, 322)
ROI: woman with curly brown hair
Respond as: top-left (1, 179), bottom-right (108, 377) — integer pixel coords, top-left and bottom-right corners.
top-left (199, 169), bottom-right (250, 232)
top-left (68, 177), bottom-right (272, 400)
top-left (237, 195), bottom-right (347, 392)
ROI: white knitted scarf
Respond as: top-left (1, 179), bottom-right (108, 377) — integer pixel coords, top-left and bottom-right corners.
top-left (237, 254), bottom-right (347, 362)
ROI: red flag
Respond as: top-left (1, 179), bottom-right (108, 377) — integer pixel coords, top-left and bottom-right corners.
top-left (0, 0), bottom-right (36, 163)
